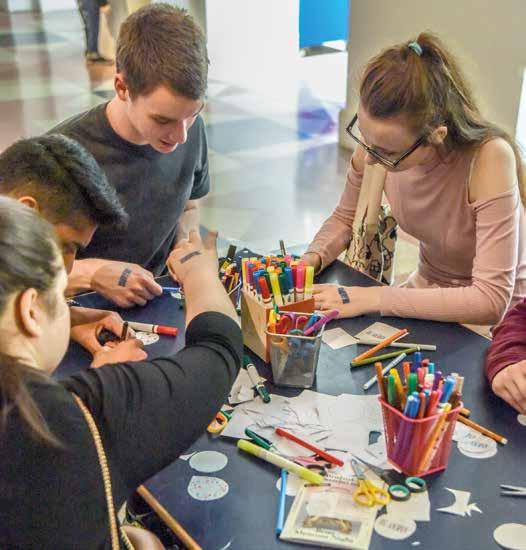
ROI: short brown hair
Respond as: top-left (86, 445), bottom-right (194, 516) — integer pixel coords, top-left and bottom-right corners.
top-left (116, 3), bottom-right (208, 100)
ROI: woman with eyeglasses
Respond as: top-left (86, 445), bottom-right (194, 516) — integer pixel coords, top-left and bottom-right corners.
top-left (303, 32), bottom-right (526, 326)
top-left (0, 197), bottom-right (241, 548)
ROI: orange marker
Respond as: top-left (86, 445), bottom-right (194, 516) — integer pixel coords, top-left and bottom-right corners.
top-left (353, 329), bottom-right (409, 364)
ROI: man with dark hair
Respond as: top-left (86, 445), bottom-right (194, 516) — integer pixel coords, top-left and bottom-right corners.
top-left (0, 135), bottom-right (146, 367)
top-left (50, 3), bottom-right (210, 308)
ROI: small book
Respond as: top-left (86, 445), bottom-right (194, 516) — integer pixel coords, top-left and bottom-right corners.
top-left (279, 474), bottom-right (377, 549)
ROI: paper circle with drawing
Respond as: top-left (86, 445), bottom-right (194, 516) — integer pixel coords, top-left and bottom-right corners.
top-left (493, 523), bottom-right (526, 550)
top-left (187, 476), bottom-right (229, 501)
top-left (517, 414), bottom-right (526, 427)
top-left (189, 450), bottom-right (228, 473)
top-left (374, 515), bottom-right (417, 540)
top-left (457, 430), bottom-right (497, 459)
top-left (134, 332), bottom-right (159, 346)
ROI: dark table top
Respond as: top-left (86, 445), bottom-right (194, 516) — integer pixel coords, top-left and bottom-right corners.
top-left (57, 261), bottom-right (526, 550)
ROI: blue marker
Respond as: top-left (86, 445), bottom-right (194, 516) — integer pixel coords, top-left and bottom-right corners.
top-left (427, 362), bottom-right (435, 374)
top-left (276, 469), bottom-right (288, 536)
top-left (439, 376), bottom-right (457, 405)
top-left (162, 286), bottom-right (181, 293)
top-left (412, 351), bottom-right (422, 373)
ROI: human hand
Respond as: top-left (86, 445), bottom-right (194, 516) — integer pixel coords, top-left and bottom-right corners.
top-left (91, 261), bottom-right (162, 308)
top-left (491, 360), bottom-right (526, 414)
top-left (90, 338), bottom-right (147, 369)
top-left (312, 284), bottom-right (381, 318)
top-left (167, 229), bottom-right (219, 286)
top-left (70, 306), bottom-right (133, 355)
top-left (301, 252), bottom-right (322, 273)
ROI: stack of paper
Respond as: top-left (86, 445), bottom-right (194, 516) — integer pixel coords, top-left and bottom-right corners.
top-left (222, 389), bottom-right (384, 459)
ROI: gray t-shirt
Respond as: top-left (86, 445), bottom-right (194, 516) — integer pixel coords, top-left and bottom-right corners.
top-left (50, 102), bottom-right (209, 275)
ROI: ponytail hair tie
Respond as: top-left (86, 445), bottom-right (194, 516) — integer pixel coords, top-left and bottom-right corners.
top-left (408, 41), bottom-right (423, 56)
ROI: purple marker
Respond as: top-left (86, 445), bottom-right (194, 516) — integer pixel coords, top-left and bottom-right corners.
top-left (432, 371), bottom-right (443, 391)
top-left (303, 309), bottom-right (339, 336)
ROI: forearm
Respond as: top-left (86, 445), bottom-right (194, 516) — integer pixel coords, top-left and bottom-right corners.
top-left (183, 270), bottom-right (238, 325)
top-left (176, 203), bottom-right (200, 243)
top-left (66, 258), bottom-right (107, 295)
top-left (486, 300), bottom-right (526, 382)
top-left (380, 282), bottom-right (510, 325)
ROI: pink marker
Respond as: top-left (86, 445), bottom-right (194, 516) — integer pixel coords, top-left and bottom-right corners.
top-left (295, 265), bottom-right (305, 302)
top-left (303, 309), bottom-right (339, 336)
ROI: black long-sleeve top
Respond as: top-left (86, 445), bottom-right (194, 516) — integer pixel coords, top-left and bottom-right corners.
top-left (0, 312), bottom-right (242, 549)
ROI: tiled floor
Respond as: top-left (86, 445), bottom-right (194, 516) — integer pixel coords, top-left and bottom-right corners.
top-left (0, 8), bottom-right (419, 280)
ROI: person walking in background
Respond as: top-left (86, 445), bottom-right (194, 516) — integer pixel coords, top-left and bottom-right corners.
top-left (77, 0), bottom-right (114, 65)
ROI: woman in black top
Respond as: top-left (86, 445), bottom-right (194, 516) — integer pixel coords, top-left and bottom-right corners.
top-left (0, 197), bottom-right (242, 548)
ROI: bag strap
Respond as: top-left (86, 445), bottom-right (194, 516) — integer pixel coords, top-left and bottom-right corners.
top-left (352, 163), bottom-right (388, 231)
top-left (72, 393), bottom-right (134, 550)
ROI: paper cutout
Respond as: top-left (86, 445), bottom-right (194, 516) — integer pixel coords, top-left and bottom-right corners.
top-left (436, 488), bottom-right (483, 517)
top-left (322, 327), bottom-right (358, 350)
top-left (517, 414), bottom-right (526, 427)
top-left (355, 322), bottom-right (400, 342)
top-left (229, 369), bottom-right (260, 405)
top-left (170, 291), bottom-right (183, 300)
top-left (374, 515), bottom-right (417, 540)
top-left (386, 490), bottom-right (430, 522)
top-left (187, 476), bottom-right (229, 501)
top-left (217, 542), bottom-right (233, 550)
top-left (189, 451), bottom-right (228, 473)
top-left (276, 473), bottom-right (304, 497)
top-left (493, 523), bottom-right (526, 549)
top-left (411, 542), bottom-right (421, 546)
top-left (135, 332), bottom-right (159, 346)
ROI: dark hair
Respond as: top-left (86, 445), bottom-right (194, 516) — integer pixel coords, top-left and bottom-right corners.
top-left (0, 134), bottom-right (128, 230)
top-left (360, 31), bottom-right (525, 204)
top-left (116, 3), bottom-right (208, 99)
top-left (0, 197), bottom-right (63, 446)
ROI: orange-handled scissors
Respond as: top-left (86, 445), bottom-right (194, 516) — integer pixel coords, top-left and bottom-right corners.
top-left (351, 458), bottom-right (390, 507)
top-left (207, 409), bottom-right (232, 434)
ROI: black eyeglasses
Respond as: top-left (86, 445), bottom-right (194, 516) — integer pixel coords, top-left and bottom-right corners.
top-left (346, 114), bottom-right (426, 169)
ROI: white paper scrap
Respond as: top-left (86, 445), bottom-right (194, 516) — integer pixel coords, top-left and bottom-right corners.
top-left (189, 451), bottom-right (228, 473)
top-left (374, 515), bottom-right (417, 540)
top-left (387, 490), bottom-right (430, 522)
top-left (322, 327), bottom-right (358, 349)
top-left (355, 322), bottom-right (401, 342)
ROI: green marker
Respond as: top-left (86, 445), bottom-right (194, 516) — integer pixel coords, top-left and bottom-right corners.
top-left (407, 373), bottom-right (418, 395)
top-left (244, 355), bottom-right (271, 403)
top-left (245, 428), bottom-right (274, 451)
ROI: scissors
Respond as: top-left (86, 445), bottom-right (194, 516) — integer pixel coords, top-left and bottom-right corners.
top-left (207, 409), bottom-right (232, 434)
top-left (294, 455), bottom-right (335, 476)
top-left (352, 457), bottom-right (427, 502)
top-left (501, 484), bottom-right (526, 498)
top-left (276, 313), bottom-right (309, 335)
top-left (350, 458), bottom-right (391, 507)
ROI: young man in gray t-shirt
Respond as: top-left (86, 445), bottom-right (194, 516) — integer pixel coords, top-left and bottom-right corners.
top-left (51, 4), bottom-right (210, 308)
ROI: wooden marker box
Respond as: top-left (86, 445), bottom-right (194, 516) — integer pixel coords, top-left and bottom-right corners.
top-left (241, 290), bottom-right (315, 362)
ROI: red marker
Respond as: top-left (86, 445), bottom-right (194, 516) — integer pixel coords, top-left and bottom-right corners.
top-left (258, 276), bottom-right (272, 306)
top-left (275, 427), bottom-right (344, 467)
top-left (127, 321), bottom-right (178, 337)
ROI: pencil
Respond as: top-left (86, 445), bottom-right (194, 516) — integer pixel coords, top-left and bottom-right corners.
top-left (356, 338), bottom-right (436, 351)
top-left (351, 346), bottom-right (419, 367)
top-left (353, 329), bottom-right (409, 363)
top-left (121, 321), bottom-right (129, 340)
top-left (457, 415), bottom-right (507, 445)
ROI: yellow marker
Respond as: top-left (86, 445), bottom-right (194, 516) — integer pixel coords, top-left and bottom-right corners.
top-left (241, 258), bottom-right (249, 291)
top-left (304, 265), bottom-right (314, 299)
top-left (269, 271), bottom-right (283, 306)
top-left (237, 440), bottom-right (324, 485)
top-left (390, 368), bottom-right (406, 409)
